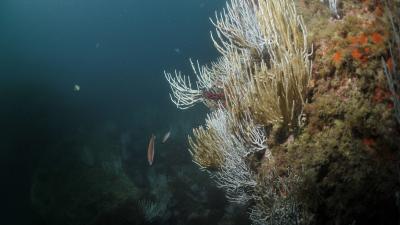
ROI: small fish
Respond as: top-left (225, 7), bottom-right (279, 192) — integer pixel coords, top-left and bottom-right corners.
top-left (174, 48), bottom-right (181, 54)
top-left (73, 84), bottom-right (80, 92)
top-left (162, 130), bottom-right (171, 143)
top-left (147, 134), bottom-right (156, 166)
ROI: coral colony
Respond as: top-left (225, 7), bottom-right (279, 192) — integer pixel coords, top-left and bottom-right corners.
top-left (166, 0), bottom-right (400, 224)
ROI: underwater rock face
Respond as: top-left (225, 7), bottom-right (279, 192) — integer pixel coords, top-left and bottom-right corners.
top-left (280, 0), bottom-right (400, 224)
top-left (165, 0), bottom-right (400, 224)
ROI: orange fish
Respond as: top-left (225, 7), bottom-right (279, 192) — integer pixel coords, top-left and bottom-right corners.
top-left (147, 134), bottom-right (156, 166)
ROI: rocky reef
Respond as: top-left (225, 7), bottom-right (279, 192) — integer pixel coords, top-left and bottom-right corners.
top-left (282, 0), bottom-right (400, 224)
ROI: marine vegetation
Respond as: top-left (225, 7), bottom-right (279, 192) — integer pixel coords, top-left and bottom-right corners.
top-left (165, 0), bottom-right (400, 224)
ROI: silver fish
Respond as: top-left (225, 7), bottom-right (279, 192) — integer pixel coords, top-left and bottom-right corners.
top-left (162, 130), bottom-right (171, 143)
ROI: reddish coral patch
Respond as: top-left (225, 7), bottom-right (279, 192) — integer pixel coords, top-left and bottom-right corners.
top-left (348, 34), bottom-right (368, 46)
top-left (371, 32), bottom-right (383, 44)
top-left (348, 36), bottom-right (358, 45)
top-left (363, 138), bottom-right (375, 147)
top-left (387, 102), bottom-right (394, 109)
top-left (358, 34), bottom-right (368, 45)
top-left (386, 57), bottom-right (393, 71)
top-left (332, 51), bottom-right (342, 64)
top-left (373, 87), bottom-right (390, 103)
top-left (351, 49), bottom-right (363, 61)
top-left (374, 5), bottom-right (383, 16)
top-left (364, 47), bottom-right (370, 54)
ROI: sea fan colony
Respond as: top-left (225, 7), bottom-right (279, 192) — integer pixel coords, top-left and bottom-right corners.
top-left (165, 0), bottom-right (311, 223)
top-left (166, 0), bottom-right (311, 131)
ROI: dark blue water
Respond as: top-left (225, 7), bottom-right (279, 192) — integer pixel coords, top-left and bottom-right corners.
top-left (0, 1), bottom-right (252, 224)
